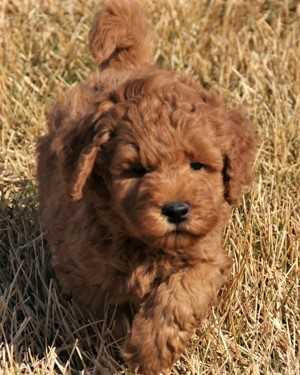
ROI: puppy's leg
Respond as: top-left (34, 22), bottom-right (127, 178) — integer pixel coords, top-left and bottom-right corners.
top-left (123, 259), bottom-right (231, 375)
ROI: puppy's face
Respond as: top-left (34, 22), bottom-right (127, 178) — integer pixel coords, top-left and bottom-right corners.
top-left (53, 74), bottom-right (254, 251)
top-left (103, 96), bottom-right (225, 251)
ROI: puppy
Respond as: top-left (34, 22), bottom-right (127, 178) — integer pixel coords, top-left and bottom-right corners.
top-left (37, 0), bottom-right (256, 374)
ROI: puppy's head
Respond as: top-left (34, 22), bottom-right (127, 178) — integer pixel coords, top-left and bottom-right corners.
top-left (53, 72), bottom-right (256, 252)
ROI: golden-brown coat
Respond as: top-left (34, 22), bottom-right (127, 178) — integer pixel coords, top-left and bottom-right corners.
top-left (37, 1), bottom-right (256, 373)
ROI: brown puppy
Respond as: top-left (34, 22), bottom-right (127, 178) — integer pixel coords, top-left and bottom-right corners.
top-left (37, 1), bottom-right (256, 374)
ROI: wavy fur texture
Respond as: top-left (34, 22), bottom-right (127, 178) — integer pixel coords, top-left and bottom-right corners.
top-left (37, 1), bottom-right (256, 374)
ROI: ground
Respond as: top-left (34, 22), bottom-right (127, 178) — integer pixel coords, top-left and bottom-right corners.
top-left (0, 0), bottom-right (299, 374)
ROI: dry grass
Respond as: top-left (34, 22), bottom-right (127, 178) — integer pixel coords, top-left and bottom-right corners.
top-left (0, 0), bottom-right (299, 374)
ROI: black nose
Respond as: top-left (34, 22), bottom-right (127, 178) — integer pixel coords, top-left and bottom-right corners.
top-left (161, 202), bottom-right (190, 224)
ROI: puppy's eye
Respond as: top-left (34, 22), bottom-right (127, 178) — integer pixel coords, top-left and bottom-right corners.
top-left (190, 162), bottom-right (207, 170)
top-left (128, 163), bottom-right (149, 178)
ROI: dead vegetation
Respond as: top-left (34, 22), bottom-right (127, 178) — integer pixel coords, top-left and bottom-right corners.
top-left (0, 0), bottom-right (299, 374)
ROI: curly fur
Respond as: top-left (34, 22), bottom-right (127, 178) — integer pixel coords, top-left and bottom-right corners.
top-left (37, 1), bottom-right (256, 374)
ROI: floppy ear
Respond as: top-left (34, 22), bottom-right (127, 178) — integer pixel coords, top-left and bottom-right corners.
top-left (89, 0), bottom-right (152, 70)
top-left (51, 113), bottom-right (115, 201)
top-left (220, 110), bottom-right (256, 206)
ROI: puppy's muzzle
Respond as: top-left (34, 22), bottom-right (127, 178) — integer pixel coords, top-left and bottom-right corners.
top-left (161, 202), bottom-right (190, 224)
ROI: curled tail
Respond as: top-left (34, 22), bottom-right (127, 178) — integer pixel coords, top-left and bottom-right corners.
top-left (89, 0), bottom-right (153, 70)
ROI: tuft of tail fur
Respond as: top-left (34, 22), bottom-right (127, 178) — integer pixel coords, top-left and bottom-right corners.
top-left (89, 0), bottom-right (153, 70)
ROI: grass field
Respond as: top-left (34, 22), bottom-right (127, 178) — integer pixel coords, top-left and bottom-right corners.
top-left (0, 0), bottom-right (299, 374)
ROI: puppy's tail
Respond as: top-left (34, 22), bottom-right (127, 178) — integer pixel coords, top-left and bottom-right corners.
top-left (89, 0), bottom-right (153, 70)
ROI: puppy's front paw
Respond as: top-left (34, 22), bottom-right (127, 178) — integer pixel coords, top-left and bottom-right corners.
top-left (122, 264), bottom-right (225, 374)
top-left (122, 304), bottom-right (188, 375)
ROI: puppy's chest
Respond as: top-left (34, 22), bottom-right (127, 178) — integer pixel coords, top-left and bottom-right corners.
top-left (116, 248), bottom-right (190, 302)
top-left (91, 236), bottom-right (191, 303)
